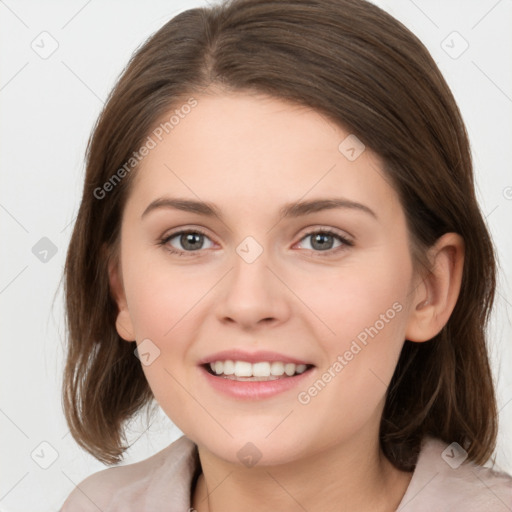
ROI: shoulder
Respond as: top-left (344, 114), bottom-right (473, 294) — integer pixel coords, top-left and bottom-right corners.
top-left (59, 435), bottom-right (199, 512)
top-left (399, 436), bottom-right (512, 512)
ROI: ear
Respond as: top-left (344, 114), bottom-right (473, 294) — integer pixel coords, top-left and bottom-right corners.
top-left (405, 232), bottom-right (465, 343)
top-left (105, 243), bottom-right (136, 342)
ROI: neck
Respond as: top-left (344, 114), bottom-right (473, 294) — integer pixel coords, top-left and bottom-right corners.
top-left (191, 430), bottom-right (413, 512)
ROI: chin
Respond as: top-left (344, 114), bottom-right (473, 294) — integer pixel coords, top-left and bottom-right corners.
top-left (192, 428), bottom-right (316, 468)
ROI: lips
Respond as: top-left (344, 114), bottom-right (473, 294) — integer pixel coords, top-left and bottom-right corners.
top-left (198, 349), bottom-right (315, 397)
top-left (198, 349), bottom-right (312, 366)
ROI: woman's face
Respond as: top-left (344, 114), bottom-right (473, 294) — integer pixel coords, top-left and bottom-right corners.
top-left (111, 92), bottom-right (422, 465)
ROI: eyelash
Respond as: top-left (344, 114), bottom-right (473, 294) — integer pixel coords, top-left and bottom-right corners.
top-left (158, 227), bottom-right (354, 258)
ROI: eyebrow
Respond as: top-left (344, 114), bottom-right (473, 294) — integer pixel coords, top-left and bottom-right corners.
top-left (141, 196), bottom-right (377, 220)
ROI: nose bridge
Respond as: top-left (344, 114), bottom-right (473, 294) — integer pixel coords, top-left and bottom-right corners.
top-left (229, 235), bottom-right (273, 302)
top-left (216, 234), bottom-right (289, 326)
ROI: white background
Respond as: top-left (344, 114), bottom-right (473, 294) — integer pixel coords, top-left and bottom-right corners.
top-left (1, 0), bottom-right (511, 510)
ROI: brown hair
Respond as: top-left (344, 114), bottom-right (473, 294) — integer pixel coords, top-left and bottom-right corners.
top-left (61, 0), bottom-right (498, 468)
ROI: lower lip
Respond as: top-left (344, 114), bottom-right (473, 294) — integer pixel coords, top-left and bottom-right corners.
top-left (199, 365), bottom-right (314, 400)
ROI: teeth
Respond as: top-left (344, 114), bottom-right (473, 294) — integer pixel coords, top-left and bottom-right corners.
top-left (270, 362), bottom-right (285, 376)
top-left (208, 360), bottom-right (309, 378)
top-left (223, 360), bottom-right (235, 375)
top-left (253, 362), bottom-right (270, 377)
top-left (284, 363), bottom-right (295, 376)
top-left (235, 361), bottom-right (252, 377)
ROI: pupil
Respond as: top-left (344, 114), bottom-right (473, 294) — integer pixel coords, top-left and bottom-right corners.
top-left (182, 233), bottom-right (202, 250)
top-left (312, 233), bottom-right (333, 250)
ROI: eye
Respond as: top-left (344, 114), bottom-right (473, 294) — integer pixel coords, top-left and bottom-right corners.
top-left (159, 228), bottom-right (215, 256)
top-left (158, 227), bottom-right (353, 257)
top-left (295, 229), bottom-right (353, 255)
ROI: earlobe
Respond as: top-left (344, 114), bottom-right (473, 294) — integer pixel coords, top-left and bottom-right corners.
top-left (405, 233), bottom-right (465, 343)
top-left (106, 248), bottom-right (136, 342)
top-left (115, 313), bottom-right (136, 342)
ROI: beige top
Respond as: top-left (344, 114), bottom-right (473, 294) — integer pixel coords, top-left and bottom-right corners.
top-left (60, 435), bottom-right (512, 511)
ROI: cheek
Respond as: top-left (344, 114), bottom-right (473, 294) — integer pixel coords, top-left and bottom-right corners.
top-left (124, 267), bottom-right (202, 429)
top-left (296, 249), bottom-right (412, 403)
top-left (123, 252), bottom-right (206, 340)
top-left (122, 257), bottom-right (211, 404)
top-left (298, 252), bottom-right (411, 349)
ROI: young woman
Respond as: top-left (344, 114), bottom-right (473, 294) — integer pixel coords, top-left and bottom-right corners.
top-left (60, 0), bottom-right (512, 510)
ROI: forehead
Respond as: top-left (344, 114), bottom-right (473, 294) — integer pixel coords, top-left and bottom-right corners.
top-left (126, 93), bottom-right (402, 223)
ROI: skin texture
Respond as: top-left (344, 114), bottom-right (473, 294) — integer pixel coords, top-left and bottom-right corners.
top-left (108, 92), bottom-right (464, 512)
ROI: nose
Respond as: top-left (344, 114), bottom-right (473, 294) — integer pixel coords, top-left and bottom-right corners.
top-left (215, 246), bottom-right (291, 330)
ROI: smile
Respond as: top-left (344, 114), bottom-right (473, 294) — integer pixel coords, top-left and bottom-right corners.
top-left (205, 360), bottom-right (311, 381)
top-left (200, 360), bottom-right (315, 400)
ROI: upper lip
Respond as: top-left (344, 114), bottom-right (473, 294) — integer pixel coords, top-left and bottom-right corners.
top-left (198, 349), bottom-right (313, 366)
